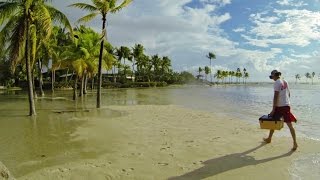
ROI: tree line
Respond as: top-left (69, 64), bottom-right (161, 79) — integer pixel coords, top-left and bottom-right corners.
top-left (197, 66), bottom-right (249, 84)
top-left (0, 0), bottom-right (196, 116)
top-left (295, 72), bottom-right (319, 85)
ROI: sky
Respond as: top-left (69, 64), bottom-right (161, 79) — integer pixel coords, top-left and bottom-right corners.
top-left (52, 0), bottom-right (320, 82)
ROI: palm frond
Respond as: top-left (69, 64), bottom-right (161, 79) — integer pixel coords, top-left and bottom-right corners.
top-left (0, 2), bottom-right (19, 25)
top-left (44, 4), bottom-right (73, 34)
top-left (69, 3), bottom-right (97, 12)
top-left (35, 4), bottom-right (52, 39)
top-left (7, 16), bottom-right (26, 72)
top-left (77, 12), bottom-right (99, 23)
top-left (111, 0), bottom-right (132, 13)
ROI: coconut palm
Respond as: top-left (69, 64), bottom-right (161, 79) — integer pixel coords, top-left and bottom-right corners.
top-left (244, 72), bottom-right (249, 84)
top-left (132, 44), bottom-right (144, 80)
top-left (70, 0), bottom-right (132, 108)
top-left (243, 68), bottom-right (247, 84)
top-left (197, 67), bottom-right (203, 80)
top-left (312, 72), bottom-right (315, 85)
top-left (0, 0), bottom-right (72, 116)
top-left (206, 52), bottom-right (216, 83)
top-left (204, 66), bottom-right (211, 82)
top-left (151, 54), bottom-right (161, 81)
top-left (295, 74), bottom-right (301, 84)
top-left (305, 72), bottom-right (311, 83)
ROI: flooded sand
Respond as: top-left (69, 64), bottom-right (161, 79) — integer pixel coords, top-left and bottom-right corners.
top-left (0, 86), bottom-right (320, 179)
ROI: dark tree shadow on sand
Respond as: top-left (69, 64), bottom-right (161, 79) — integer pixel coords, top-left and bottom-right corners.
top-left (168, 143), bottom-right (294, 180)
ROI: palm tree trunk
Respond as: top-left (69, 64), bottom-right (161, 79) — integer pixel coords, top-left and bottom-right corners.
top-left (131, 58), bottom-right (135, 82)
top-left (112, 65), bottom-right (116, 83)
top-left (38, 59), bottom-right (44, 96)
top-left (25, 18), bottom-right (36, 116)
top-left (73, 75), bottom-right (78, 100)
top-left (84, 73), bottom-right (88, 94)
top-left (210, 59), bottom-right (212, 83)
top-left (65, 68), bottom-right (69, 83)
top-left (97, 16), bottom-right (107, 108)
top-left (32, 70), bottom-right (37, 99)
top-left (91, 77), bottom-right (94, 90)
top-left (79, 75), bottom-right (84, 97)
top-left (51, 70), bottom-right (55, 93)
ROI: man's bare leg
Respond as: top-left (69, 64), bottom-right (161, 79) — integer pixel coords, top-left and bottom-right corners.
top-left (286, 122), bottom-right (298, 151)
top-left (263, 130), bottom-right (274, 143)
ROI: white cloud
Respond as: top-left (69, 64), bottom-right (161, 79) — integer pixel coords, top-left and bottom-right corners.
top-left (50, 0), bottom-right (319, 82)
top-left (276, 0), bottom-right (308, 7)
top-left (233, 27), bottom-right (246, 33)
top-left (245, 9), bottom-right (320, 47)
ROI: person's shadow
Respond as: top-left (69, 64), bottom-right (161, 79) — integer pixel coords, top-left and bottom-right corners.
top-left (168, 143), bottom-right (294, 180)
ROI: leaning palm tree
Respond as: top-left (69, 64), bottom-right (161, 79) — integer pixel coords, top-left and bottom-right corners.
top-left (70, 0), bottom-right (132, 108)
top-left (206, 52), bottom-right (216, 83)
top-left (0, 0), bottom-right (72, 116)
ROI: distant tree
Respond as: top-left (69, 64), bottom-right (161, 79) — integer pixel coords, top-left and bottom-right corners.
top-left (244, 72), bottom-right (249, 84)
top-left (243, 68), bottom-right (247, 84)
top-left (206, 52), bottom-right (216, 82)
top-left (204, 66), bottom-right (211, 81)
top-left (295, 74), bottom-right (301, 84)
top-left (305, 72), bottom-right (311, 83)
top-left (312, 72), bottom-right (315, 85)
top-left (197, 67), bottom-right (203, 79)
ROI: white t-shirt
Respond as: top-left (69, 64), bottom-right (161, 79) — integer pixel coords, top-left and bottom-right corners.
top-left (274, 79), bottom-right (290, 107)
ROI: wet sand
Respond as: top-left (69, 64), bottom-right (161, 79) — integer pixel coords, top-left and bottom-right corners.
top-left (17, 105), bottom-right (320, 180)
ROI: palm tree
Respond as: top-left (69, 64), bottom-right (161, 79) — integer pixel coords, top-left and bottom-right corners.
top-left (243, 68), bottom-right (247, 84)
top-left (214, 70), bottom-right (222, 83)
top-left (204, 66), bottom-right (211, 82)
top-left (0, 0), bottom-right (72, 116)
top-left (132, 44), bottom-right (144, 80)
top-left (197, 67), bottom-right (203, 80)
top-left (295, 74), bottom-right (301, 84)
top-left (244, 72), bottom-right (249, 84)
top-left (236, 68), bottom-right (241, 84)
top-left (151, 54), bottom-right (161, 81)
top-left (312, 72), bottom-right (315, 85)
top-left (305, 72), bottom-right (311, 83)
top-left (206, 52), bottom-right (216, 83)
top-left (70, 0), bottom-right (132, 108)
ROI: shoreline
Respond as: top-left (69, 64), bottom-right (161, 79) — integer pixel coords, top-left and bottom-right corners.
top-left (16, 105), bottom-right (320, 180)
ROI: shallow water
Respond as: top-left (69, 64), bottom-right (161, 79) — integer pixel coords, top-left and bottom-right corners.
top-left (0, 84), bottom-right (319, 178)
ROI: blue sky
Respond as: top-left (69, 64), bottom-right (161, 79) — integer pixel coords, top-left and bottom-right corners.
top-left (54, 0), bottom-right (320, 82)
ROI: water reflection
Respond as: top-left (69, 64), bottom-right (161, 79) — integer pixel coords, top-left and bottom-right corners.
top-left (0, 93), bottom-right (123, 177)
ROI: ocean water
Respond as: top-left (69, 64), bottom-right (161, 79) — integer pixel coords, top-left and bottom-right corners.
top-left (0, 83), bottom-right (319, 179)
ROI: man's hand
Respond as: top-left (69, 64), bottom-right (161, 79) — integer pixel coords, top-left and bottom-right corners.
top-left (269, 109), bottom-right (275, 117)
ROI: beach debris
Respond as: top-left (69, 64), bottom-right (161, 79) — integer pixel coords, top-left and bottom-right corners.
top-left (158, 162), bottom-right (169, 166)
top-left (0, 161), bottom-right (15, 180)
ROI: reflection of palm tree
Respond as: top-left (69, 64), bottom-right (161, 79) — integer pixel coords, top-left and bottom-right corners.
top-left (169, 143), bottom-right (294, 180)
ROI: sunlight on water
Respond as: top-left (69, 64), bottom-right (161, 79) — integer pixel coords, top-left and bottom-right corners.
top-left (290, 153), bottom-right (320, 180)
top-left (0, 83), bottom-right (319, 178)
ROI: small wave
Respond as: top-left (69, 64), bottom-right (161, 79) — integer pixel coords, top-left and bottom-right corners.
top-left (290, 153), bottom-right (320, 180)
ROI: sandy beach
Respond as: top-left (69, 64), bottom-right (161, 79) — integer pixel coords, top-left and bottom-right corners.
top-left (14, 104), bottom-right (320, 180)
